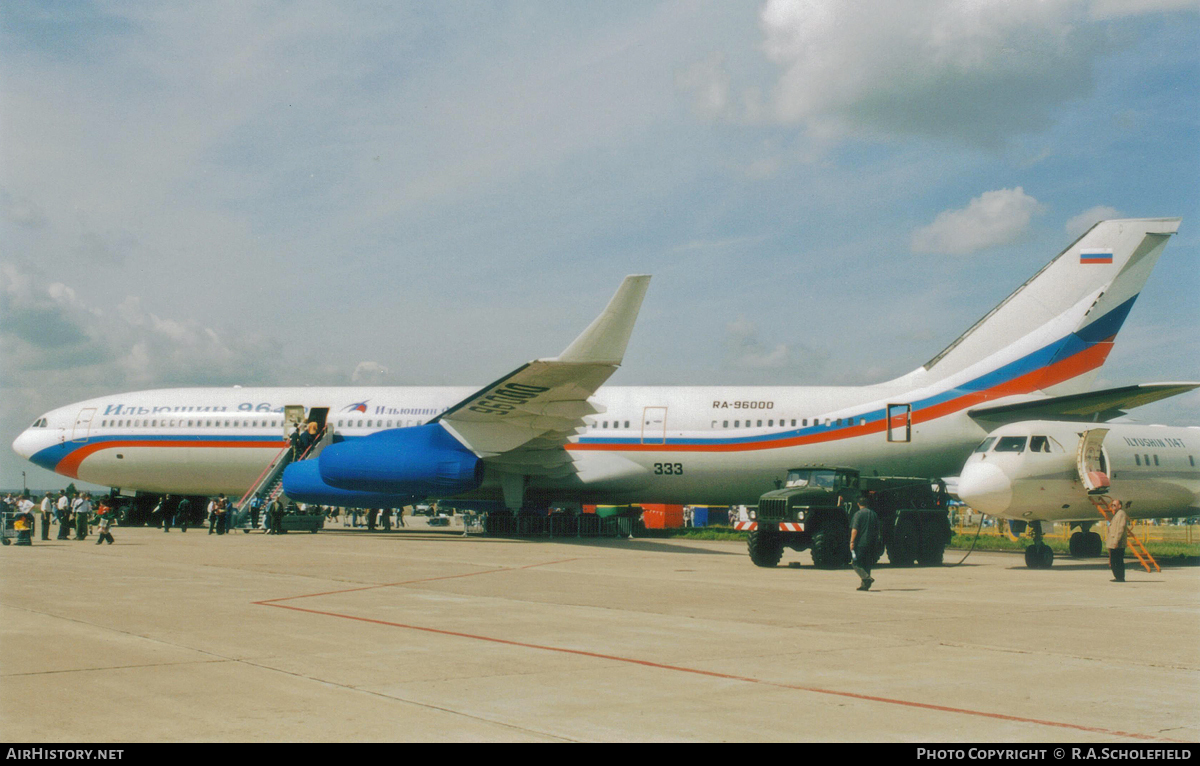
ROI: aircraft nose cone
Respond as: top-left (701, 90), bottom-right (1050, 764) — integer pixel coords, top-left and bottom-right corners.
top-left (12, 430), bottom-right (36, 460)
top-left (958, 461), bottom-right (1012, 516)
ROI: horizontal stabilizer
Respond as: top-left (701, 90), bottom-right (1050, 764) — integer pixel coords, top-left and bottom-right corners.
top-left (968, 382), bottom-right (1199, 424)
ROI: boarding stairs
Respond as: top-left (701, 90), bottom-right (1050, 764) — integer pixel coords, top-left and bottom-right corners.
top-left (1077, 429), bottom-right (1159, 573)
top-left (234, 426), bottom-right (333, 518)
top-left (1087, 493), bottom-right (1159, 573)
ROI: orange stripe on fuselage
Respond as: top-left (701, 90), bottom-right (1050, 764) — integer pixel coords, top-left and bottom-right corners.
top-left (57, 439), bottom-right (288, 479)
top-left (566, 338), bottom-right (1113, 454)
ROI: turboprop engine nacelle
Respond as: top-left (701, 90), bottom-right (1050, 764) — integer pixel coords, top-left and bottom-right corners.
top-left (317, 423), bottom-right (483, 496)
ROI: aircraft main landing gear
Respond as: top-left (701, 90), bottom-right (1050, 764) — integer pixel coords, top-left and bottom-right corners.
top-left (1069, 523), bottom-right (1103, 558)
top-left (1024, 522), bottom-right (1054, 569)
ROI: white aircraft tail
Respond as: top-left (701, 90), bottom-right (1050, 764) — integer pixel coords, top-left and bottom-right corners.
top-left (910, 218), bottom-right (1180, 396)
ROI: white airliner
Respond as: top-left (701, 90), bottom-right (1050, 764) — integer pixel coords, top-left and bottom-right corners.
top-left (957, 420), bottom-right (1200, 565)
top-left (11, 218), bottom-right (1194, 513)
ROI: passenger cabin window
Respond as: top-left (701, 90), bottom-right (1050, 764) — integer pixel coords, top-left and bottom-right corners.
top-left (994, 436), bottom-right (1027, 453)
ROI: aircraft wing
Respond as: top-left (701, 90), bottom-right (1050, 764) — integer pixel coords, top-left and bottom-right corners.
top-left (432, 275), bottom-right (651, 475)
top-left (967, 382), bottom-right (1200, 424)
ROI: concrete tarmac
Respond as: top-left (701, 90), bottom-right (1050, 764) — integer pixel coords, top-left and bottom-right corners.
top-left (1, 524), bottom-right (1197, 742)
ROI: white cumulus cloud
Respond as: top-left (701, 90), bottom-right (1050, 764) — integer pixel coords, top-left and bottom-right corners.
top-left (911, 188), bottom-right (1042, 255)
top-left (1065, 205), bottom-right (1122, 238)
top-left (757, 0), bottom-right (1110, 145)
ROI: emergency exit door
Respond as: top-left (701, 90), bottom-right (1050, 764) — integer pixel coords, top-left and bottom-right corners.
top-left (886, 403), bottom-right (911, 443)
top-left (642, 407), bottom-right (667, 445)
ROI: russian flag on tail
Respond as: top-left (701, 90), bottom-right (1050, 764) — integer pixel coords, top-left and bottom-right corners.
top-left (1080, 249), bottom-right (1113, 264)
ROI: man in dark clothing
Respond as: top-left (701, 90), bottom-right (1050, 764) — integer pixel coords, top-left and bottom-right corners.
top-left (175, 497), bottom-right (190, 532)
top-left (267, 499), bottom-right (285, 535)
top-left (157, 495), bottom-right (171, 532)
top-left (849, 497), bottom-right (881, 591)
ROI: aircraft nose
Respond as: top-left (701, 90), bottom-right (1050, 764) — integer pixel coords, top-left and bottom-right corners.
top-left (12, 429), bottom-right (37, 460)
top-left (958, 461), bottom-right (1012, 516)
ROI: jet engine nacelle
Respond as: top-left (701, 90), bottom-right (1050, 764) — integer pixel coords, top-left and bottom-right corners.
top-left (281, 460), bottom-right (420, 509)
top-left (317, 423), bottom-right (483, 496)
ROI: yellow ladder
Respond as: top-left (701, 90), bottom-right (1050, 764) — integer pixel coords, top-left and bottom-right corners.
top-left (1088, 495), bottom-right (1159, 573)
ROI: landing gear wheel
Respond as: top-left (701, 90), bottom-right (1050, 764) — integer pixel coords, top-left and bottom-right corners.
top-left (1024, 545), bottom-right (1040, 568)
top-left (810, 522), bottom-right (848, 569)
top-left (1024, 542), bottom-right (1054, 569)
top-left (888, 517), bottom-right (918, 567)
top-left (1039, 543), bottom-right (1054, 568)
top-left (1069, 531), bottom-right (1084, 558)
top-left (748, 529), bottom-right (784, 568)
top-left (1085, 531), bottom-right (1103, 558)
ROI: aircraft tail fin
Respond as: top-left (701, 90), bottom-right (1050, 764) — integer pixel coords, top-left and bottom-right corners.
top-left (916, 218), bottom-right (1180, 395)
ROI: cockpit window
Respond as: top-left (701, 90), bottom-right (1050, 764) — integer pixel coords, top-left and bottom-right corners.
top-left (30, 418), bottom-right (48, 428)
top-left (973, 437), bottom-right (997, 453)
top-left (1030, 436), bottom-right (1050, 453)
top-left (994, 436), bottom-right (1028, 453)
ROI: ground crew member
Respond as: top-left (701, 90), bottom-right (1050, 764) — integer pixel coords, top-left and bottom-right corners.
top-left (94, 499), bottom-right (115, 545)
top-left (56, 491), bottom-right (71, 539)
top-left (40, 491), bottom-right (54, 540)
top-left (73, 493), bottom-right (92, 540)
top-left (849, 496), bottom-right (880, 591)
top-left (267, 499), bottom-right (284, 535)
top-left (1107, 502), bottom-right (1130, 583)
top-left (175, 497), bottom-right (191, 532)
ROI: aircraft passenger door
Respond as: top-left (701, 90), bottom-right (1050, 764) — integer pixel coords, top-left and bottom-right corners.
top-left (886, 403), bottom-right (911, 443)
top-left (71, 408), bottom-right (96, 443)
top-left (1076, 428), bottom-right (1110, 492)
top-left (641, 407), bottom-right (667, 445)
top-left (283, 405), bottom-right (306, 436)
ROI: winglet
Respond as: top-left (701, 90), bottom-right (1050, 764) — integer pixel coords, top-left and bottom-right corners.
top-left (555, 275), bottom-right (651, 364)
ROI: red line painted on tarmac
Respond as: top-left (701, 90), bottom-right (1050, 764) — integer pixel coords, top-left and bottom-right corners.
top-left (256, 577), bottom-right (1187, 743)
top-left (253, 558), bottom-right (580, 605)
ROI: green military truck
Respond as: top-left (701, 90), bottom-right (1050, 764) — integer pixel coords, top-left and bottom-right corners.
top-left (740, 467), bottom-right (952, 569)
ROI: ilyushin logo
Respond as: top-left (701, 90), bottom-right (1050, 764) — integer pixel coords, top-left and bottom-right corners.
top-left (343, 400), bottom-right (369, 413)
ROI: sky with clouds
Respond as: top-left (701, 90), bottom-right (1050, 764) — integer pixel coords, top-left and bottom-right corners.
top-left (2, 0), bottom-right (1198, 490)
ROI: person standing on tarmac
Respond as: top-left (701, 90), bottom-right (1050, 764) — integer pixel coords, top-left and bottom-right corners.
top-left (155, 495), bottom-right (169, 532)
top-left (56, 491), bottom-right (71, 539)
top-left (175, 497), bottom-right (191, 532)
top-left (849, 496), bottom-right (881, 592)
top-left (73, 492), bottom-right (92, 541)
top-left (39, 491), bottom-right (54, 541)
top-left (1107, 502), bottom-right (1130, 583)
top-left (267, 498), bottom-right (284, 535)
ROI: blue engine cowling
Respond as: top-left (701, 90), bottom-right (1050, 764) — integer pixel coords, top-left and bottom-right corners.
top-left (281, 460), bottom-right (419, 509)
top-left (317, 422), bottom-right (483, 496)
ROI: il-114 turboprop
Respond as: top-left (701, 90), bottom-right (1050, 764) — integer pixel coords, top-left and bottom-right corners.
top-left (12, 219), bottom-right (1194, 515)
top-left (958, 419), bottom-right (1199, 568)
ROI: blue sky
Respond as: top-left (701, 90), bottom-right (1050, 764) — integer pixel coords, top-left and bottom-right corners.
top-left (2, 0), bottom-right (1198, 489)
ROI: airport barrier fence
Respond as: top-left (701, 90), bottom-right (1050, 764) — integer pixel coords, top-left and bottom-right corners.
top-left (477, 513), bottom-right (631, 539)
top-left (953, 516), bottom-right (1199, 545)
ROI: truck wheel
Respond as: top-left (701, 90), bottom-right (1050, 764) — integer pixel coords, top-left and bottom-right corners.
top-left (748, 529), bottom-right (784, 568)
top-left (810, 523), bottom-right (848, 569)
top-left (917, 529), bottom-right (945, 566)
top-left (888, 517), bottom-right (918, 566)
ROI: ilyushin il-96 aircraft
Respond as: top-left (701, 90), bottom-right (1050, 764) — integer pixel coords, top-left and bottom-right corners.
top-left (12, 218), bottom-right (1193, 516)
